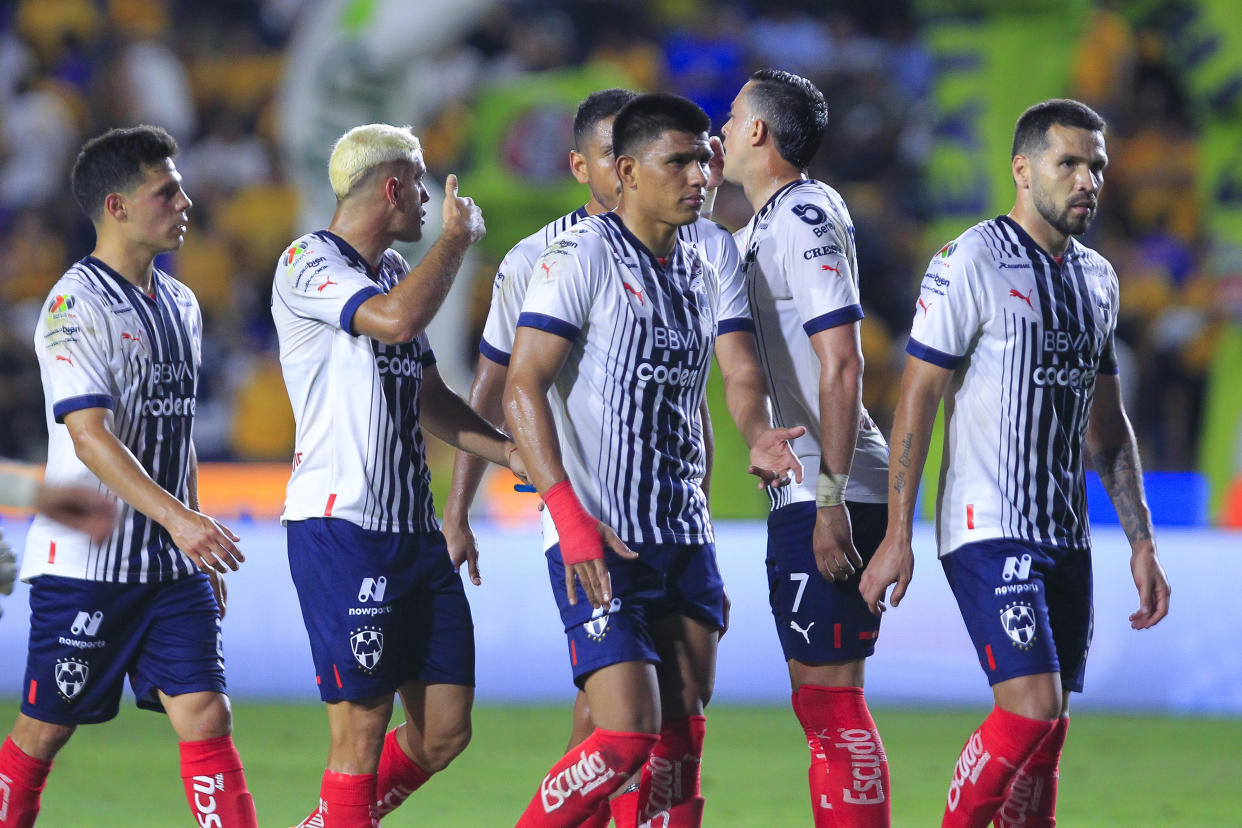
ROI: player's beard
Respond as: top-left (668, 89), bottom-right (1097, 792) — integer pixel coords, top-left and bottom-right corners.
top-left (1033, 183), bottom-right (1096, 238)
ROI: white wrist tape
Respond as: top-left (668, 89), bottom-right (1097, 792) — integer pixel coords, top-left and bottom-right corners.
top-left (0, 470), bottom-right (39, 509)
top-left (815, 472), bottom-right (848, 508)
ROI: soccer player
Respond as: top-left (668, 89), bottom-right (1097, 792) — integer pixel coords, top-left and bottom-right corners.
top-left (504, 92), bottom-right (804, 828)
top-left (0, 125), bottom-right (258, 827)
top-left (859, 99), bottom-right (1171, 828)
top-left (719, 69), bottom-right (892, 827)
top-left (441, 87), bottom-right (736, 828)
top-left (274, 124), bottom-right (525, 828)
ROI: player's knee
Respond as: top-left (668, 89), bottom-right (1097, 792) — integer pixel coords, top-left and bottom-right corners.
top-left (12, 718), bottom-right (75, 760)
top-left (422, 721), bottom-right (471, 772)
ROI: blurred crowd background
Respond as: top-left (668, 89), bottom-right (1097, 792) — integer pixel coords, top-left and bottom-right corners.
top-left (2, 0), bottom-right (1241, 519)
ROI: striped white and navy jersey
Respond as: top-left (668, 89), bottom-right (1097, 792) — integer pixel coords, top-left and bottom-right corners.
top-left (480, 207), bottom-right (742, 365)
top-left (23, 257), bottom-right (202, 583)
top-left (907, 215), bottom-right (1120, 556)
top-left (518, 212), bottom-right (751, 550)
top-left (736, 179), bottom-right (890, 512)
top-left (273, 231), bottom-right (438, 534)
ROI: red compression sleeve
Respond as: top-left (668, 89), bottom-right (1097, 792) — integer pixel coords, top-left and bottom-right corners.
top-left (543, 481), bottom-right (603, 565)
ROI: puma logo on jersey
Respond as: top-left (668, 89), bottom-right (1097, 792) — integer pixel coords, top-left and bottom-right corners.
top-left (622, 282), bottom-right (645, 305)
top-left (918, 298), bottom-right (932, 316)
top-left (1009, 288), bottom-right (1035, 310)
top-left (55, 355), bottom-right (74, 366)
top-left (820, 264), bottom-right (840, 274)
top-left (121, 331), bottom-right (142, 344)
top-left (540, 262), bottom-right (554, 280)
top-left (317, 278), bottom-right (337, 292)
top-left (790, 620), bottom-right (815, 644)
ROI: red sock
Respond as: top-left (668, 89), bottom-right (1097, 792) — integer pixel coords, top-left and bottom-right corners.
top-left (640, 797), bottom-right (705, 827)
top-left (943, 707), bottom-right (1055, 828)
top-left (578, 798), bottom-right (613, 828)
top-left (374, 727), bottom-right (431, 816)
top-left (516, 728), bottom-right (657, 827)
top-left (994, 717), bottom-right (1068, 828)
top-left (636, 715), bottom-right (706, 825)
top-left (796, 686), bottom-right (890, 828)
top-left (318, 770), bottom-right (378, 828)
top-left (610, 785), bottom-right (640, 828)
top-left (0, 736), bottom-right (52, 828)
top-left (178, 735), bottom-right (258, 828)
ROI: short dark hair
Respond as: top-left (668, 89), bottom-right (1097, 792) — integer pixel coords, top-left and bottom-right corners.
top-left (573, 88), bottom-right (637, 151)
top-left (746, 69), bottom-right (828, 170)
top-left (70, 125), bottom-right (179, 221)
top-left (612, 93), bottom-right (711, 160)
top-left (1011, 99), bottom-right (1105, 159)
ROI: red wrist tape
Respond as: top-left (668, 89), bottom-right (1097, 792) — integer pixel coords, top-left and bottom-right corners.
top-left (543, 480), bottom-right (603, 565)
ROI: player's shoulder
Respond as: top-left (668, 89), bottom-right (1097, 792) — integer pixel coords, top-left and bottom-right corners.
top-left (765, 179), bottom-right (851, 244)
top-left (1067, 239), bottom-right (1117, 280)
top-left (929, 219), bottom-right (1004, 268)
top-left (681, 216), bottom-right (734, 245)
top-left (380, 247), bottom-right (410, 276)
top-left (44, 260), bottom-right (119, 313)
top-left (155, 268), bottom-right (199, 311)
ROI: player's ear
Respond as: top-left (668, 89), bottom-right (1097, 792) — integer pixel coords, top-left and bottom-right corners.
top-left (103, 192), bottom-right (127, 222)
top-left (384, 175), bottom-right (401, 205)
top-left (751, 116), bottom-right (768, 147)
top-left (569, 150), bottom-right (589, 185)
top-left (616, 154), bottom-right (638, 189)
top-left (1012, 154), bottom-right (1030, 190)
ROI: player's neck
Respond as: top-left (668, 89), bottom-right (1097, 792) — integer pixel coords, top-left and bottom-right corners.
top-left (615, 206), bottom-right (678, 258)
top-left (745, 167), bottom-right (805, 213)
top-left (327, 211), bottom-right (389, 270)
top-left (91, 235), bottom-right (156, 293)
top-left (1008, 205), bottom-right (1071, 257)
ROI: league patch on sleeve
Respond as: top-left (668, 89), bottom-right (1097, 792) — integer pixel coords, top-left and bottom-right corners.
top-left (44, 294), bottom-right (83, 350)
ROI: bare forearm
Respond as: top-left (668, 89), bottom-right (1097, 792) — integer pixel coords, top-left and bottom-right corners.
top-left (388, 234), bottom-right (471, 335)
top-left (819, 361), bottom-right (861, 478)
top-left (422, 383), bottom-right (511, 466)
top-left (504, 379), bottom-right (568, 493)
top-left (700, 399), bottom-right (714, 498)
top-left (1093, 435), bottom-right (1154, 546)
top-left (73, 429), bottom-right (184, 526)
top-left (187, 444), bottom-right (200, 511)
top-left (722, 364), bottom-right (775, 447)
top-left (887, 384), bottom-right (939, 538)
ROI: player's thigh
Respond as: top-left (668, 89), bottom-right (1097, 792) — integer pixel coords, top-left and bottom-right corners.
top-left (581, 661), bottom-right (660, 734)
top-left (991, 673), bottom-right (1063, 721)
top-left (396, 679), bottom-right (473, 744)
top-left (1042, 547), bottom-right (1093, 695)
top-left (788, 658), bottom-right (866, 690)
top-left (766, 503), bottom-right (882, 669)
top-left (941, 540), bottom-right (1063, 688)
top-left (567, 690), bottom-right (594, 750)
top-left (650, 613), bottom-right (719, 718)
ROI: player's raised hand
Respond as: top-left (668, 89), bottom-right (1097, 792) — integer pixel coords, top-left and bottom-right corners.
top-left (707, 136), bottom-right (726, 190)
top-left (747, 425), bottom-right (807, 488)
top-left (444, 518), bottom-right (483, 586)
top-left (441, 173), bottom-right (485, 245)
top-left (167, 507), bottom-right (244, 573)
top-left (813, 504), bottom-right (863, 582)
top-left (35, 484), bottom-right (116, 542)
top-left (1128, 540), bottom-right (1170, 629)
top-left (859, 531), bottom-right (913, 615)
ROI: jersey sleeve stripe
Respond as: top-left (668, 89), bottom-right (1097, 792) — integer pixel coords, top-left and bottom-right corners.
top-left (717, 317), bottom-right (755, 335)
top-left (517, 311), bottom-right (581, 341)
top-left (339, 285), bottom-right (382, 333)
top-left (479, 336), bottom-right (511, 366)
top-left (906, 337), bottom-right (963, 369)
top-left (802, 304), bottom-right (864, 336)
top-left (52, 393), bottom-right (116, 423)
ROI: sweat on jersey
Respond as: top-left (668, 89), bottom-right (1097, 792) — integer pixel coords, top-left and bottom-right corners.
top-left (516, 212), bottom-right (752, 550)
top-left (272, 231), bottom-right (438, 534)
top-left (736, 179), bottom-right (889, 510)
top-left (907, 215), bottom-right (1120, 556)
top-left (24, 257), bottom-right (202, 584)
top-left (481, 207), bottom-right (743, 365)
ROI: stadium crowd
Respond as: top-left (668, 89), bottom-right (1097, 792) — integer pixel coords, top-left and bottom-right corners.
top-left (0, 0), bottom-right (1228, 472)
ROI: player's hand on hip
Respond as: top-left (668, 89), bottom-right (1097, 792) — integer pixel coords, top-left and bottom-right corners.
top-left (441, 174), bottom-right (486, 245)
top-left (444, 518), bottom-right (482, 586)
top-left (813, 504), bottom-right (862, 582)
top-left (169, 508), bottom-right (244, 573)
top-left (1128, 539), bottom-right (1170, 629)
top-left (858, 532), bottom-right (913, 616)
top-left (36, 484), bottom-right (116, 542)
top-left (747, 425), bottom-right (807, 488)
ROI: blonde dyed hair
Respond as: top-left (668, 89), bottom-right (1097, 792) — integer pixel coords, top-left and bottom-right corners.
top-left (328, 124), bottom-right (421, 200)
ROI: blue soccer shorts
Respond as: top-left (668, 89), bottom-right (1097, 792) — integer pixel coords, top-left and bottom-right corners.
top-left (941, 538), bottom-right (1093, 692)
top-left (546, 541), bottom-right (726, 687)
top-left (21, 572), bottom-right (225, 726)
top-left (287, 518), bottom-right (475, 702)
top-left (766, 500), bottom-right (887, 664)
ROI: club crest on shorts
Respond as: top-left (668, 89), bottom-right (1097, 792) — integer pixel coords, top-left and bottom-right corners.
top-left (582, 598), bottom-right (622, 642)
top-left (54, 658), bottom-right (90, 700)
top-left (349, 626), bottom-right (384, 671)
top-left (1000, 602), bottom-right (1037, 649)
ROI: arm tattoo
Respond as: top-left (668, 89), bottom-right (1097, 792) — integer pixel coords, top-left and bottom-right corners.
top-left (1093, 441), bottom-right (1153, 545)
top-left (894, 470), bottom-right (906, 494)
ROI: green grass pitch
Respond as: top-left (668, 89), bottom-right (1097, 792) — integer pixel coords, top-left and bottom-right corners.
top-left (3, 701), bottom-right (1240, 826)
